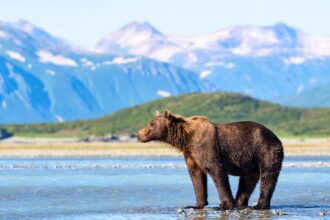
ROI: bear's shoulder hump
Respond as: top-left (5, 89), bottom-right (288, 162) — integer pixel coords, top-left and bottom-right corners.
top-left (188, 115), bottom-right (209, 122)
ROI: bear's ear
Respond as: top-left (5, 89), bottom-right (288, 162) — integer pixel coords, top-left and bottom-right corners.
top-left (155, 110), bottom-right (161, 116)
top-left (164, 110), bottom-right (186, 123)
top-left (164, 109), bottom-right (172, 118)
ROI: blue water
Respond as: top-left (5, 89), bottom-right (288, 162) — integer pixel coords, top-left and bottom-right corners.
top-left (0, 155), bottom-right (329, 167)
top-left (0, 156), bottom-right (329, 219)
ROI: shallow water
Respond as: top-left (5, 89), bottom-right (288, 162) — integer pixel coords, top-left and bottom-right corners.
top-left (0, 156), bottom-right (329, 219)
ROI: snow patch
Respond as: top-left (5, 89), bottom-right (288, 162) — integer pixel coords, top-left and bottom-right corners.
top-left (283, 56), bottom-right (305, 65)
top-left (191, 27), bottom-right (279, 56)
top-left (200, 70), bottom-right (212, 79)
top-left (18, 21), bottom-right (35, 34)
top-left (0, 30), bottom-right (8, 38)
top-left (80, 58), bottom-right (94, 67)
top-left (6, 50), bottom-right (26, 63)
top-left (205, 61), bottom-right (235, 69)
top-left (101, 22), bottom-right (162, 50)
top-left (232, 42), bottom-right (251, 56)
top-left (97, 23), bottom-right (330, 65)
top-left (253, 48), bottom-right (274, 57)
top-left (104, 57), bottom-right (139, 65)
top-left (246, 28), bottom-right (279, 43)
top-left (37, 50), bottom-right (78, 67)
top-left (150, 47), bottom-right (180, 62)
top-left (302, 36), bottom-right (330, 56)
top-left (80, 58), bottom-right (97, 70)
top-left (120, 31), bottom-right (152, 46)
top-left (131, 45), bottom-right (153, 54)
top-left (46, 69), bottom-right (55, 76)
top-left (157, 90), bottom-right (171, 97)
top-left (187, 52), bottom-right (198, 64)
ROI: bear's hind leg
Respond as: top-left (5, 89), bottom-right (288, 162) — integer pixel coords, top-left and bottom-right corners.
top-left (254, 145), bottom-right (283, 210)
top-left (254, 170), bottom-right (280, 210)
top-left (235, 174), bottom-right (259, 208)
top-left (207, 168), bottom-right (235, 210)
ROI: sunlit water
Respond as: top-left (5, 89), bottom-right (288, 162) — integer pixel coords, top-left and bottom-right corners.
top-left (0, 156), bottom-right (329, 219)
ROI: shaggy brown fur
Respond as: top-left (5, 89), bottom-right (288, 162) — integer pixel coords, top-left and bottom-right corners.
top-left (138, 110), bottom-right (284, 210)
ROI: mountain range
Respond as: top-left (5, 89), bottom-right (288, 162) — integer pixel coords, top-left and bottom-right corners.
top-left (0, 20), bottom-right (211, 124)
top-left (0, 20), bottom-right (330, 124)
top-left (97, 21), bottom-right (330, 101)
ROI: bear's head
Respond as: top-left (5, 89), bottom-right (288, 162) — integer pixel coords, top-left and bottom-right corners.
top-left (137, 110), bottom-right (186, 143)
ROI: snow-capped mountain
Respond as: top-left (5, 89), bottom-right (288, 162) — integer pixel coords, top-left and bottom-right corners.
top-left (0, 21), bottom-right (211, 124)
top-left (0, 20), bottom-right (73, 53)
top-left (97, 22), bottom-right (330, 102)
top-left (96, 21), bottom-right (182, 62)
top-left (1, 19), bottom-right (330, 124)
top-left (98, 22), bottom-right (330, 64)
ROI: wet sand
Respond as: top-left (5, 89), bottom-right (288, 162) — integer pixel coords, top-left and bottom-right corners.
top-left (0, 138), bottom-right (329, 157)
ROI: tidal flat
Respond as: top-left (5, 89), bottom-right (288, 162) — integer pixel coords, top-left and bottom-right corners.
top-left (0, 138), bottom-right (330, 157)
top-left (0, 156), bottom-right (329, 219)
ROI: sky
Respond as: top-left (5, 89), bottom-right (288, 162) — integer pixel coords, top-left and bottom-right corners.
top-left (0, 0), bottom-right (329, 47)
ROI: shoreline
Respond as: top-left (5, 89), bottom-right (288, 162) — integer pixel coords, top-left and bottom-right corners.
top-left (0, 162), bottom-right (330, 169)
top-left (0, 138), bottom-right (330, 157)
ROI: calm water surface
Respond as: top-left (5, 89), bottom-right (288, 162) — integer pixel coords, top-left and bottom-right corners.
top-left (0, 156), bottom-right (329, 219)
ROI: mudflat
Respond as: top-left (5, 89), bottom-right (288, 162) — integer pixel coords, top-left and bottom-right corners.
top-left (0, 138), bottom-right (329, 157)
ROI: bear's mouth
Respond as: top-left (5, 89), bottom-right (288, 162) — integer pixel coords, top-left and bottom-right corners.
top-left (137, 134), bottom-right (149, 143)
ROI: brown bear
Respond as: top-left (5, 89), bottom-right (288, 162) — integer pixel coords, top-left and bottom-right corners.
top-left (137, 110), bottom-right (284, 210)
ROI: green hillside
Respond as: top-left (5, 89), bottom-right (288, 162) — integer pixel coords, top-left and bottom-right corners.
top-left (3, 93), bottom-right (330, 137)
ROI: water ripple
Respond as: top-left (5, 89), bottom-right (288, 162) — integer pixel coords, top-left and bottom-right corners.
top-left (0, 162), bottom-right (330, 169)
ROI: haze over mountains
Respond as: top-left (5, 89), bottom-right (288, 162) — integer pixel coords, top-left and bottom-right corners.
top-left (0, 20), bottom-right (330, 123)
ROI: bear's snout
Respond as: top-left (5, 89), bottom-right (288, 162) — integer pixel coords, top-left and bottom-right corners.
top-left (137, 128), bottom-right (149, 142)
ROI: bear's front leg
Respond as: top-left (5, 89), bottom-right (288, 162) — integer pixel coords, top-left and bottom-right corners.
top-left (184, 155), bottom-right (208, 209)
top-left (207, 166), bottom-right (235, 210)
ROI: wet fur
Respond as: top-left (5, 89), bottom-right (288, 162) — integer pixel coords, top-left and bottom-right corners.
top-left (138, 111), bottom-right (284, 210)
